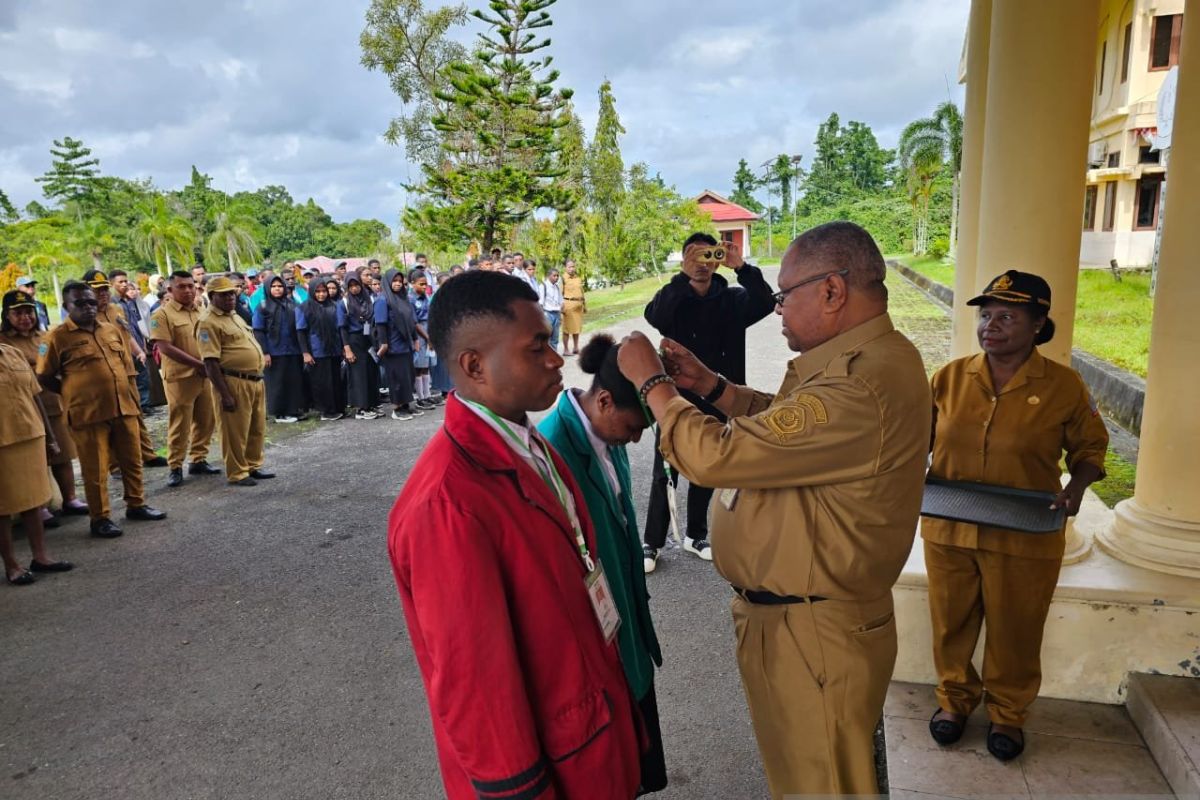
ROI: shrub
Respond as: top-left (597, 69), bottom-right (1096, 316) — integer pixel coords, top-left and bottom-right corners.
top-left (929, 237), bottom-right (949, 260)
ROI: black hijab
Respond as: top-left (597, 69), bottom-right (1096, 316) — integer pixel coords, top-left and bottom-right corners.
top-left (260, 276), bottom-right (295, 341)
top-left (300, 280), bottom-right (340, 356)
top-left (345, 269), bottom-right (373, 325)
top-left (381, 268), bottom-right (415, 339)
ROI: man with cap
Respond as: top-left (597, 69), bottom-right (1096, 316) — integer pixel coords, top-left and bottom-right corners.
top-left (333, 261), bottom-right (348, 286)
top-left (150, 270), bottom-right (220, 488)
top-left (197, 276), bottom-right (275, 487)
top-left (16, 276), bottom-right (51, 330)
top-left (82, 268), bottom-right (166, 468)
top-left (37, 281), bottom-right (167, 538)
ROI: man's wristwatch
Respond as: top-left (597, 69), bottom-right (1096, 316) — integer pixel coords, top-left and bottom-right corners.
top-left (702, 373), bottom-right (727, 404)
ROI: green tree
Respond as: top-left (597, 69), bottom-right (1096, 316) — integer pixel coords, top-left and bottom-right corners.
top-left (176, 167), bottom-right (226, 249)
top-left (729, 159), bottom-right (763, 213)
top-left (898, 101), bottom-right (963, 256)
top-left (35, 136), bottom-right (101, 215)
top-left (204, 202), bottom-right (262, 271)
top-left (71, 217), bottom-right (117, 269)
top-left (586, 79), bottom-right (627, 282)
top-left (132, 196), bottom-right (197, 275)
top-left (552, 102), bottom-right (588, 262)
top-left (408, 0), bottom-right (576, 252)
top-left (802, 113), bottom-right (894, 210)
top-left (0, 188), bottom-right (18, 224)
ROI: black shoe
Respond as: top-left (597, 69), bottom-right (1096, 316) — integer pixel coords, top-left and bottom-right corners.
top-left (167, 468), bottom-right (184, 487)
top-left (61, 501), bottom-right (90, 516)
top-left (929, 709), bottom-right (966, 746)
top-left (144, 456), bottom-right (169, 468)
top-left (187, 461), bottom-right (221, 475)
top-left (29, 559), bottom-right (74, 573)
top-left (986, 724), bottom-right (1025, 761)
top-left (249, 469), bottom-right (275, 480)
top-left (7, 569), bottom-right (36, 586)
top-left (42, 512), bottom-right (62, 529)
top-left (91, 518), bottom-right (124, 538)
top-left (232, 477), bottom-right (258, 487)
top-left (125, 505), bottom-right (167, 521)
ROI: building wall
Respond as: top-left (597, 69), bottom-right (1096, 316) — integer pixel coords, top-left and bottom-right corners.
top-left (1079, 0), bottom-right (1182, 267)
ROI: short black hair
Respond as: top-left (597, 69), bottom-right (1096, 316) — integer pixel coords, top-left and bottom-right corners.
top-left (169, 270), bottom-right (192, 282)
top-left (62, 280), bottom-right (90, 301)
top-left (579, 334), bottom-right (640, 411)
top-left (787, 221), bottom-right (887, 300)
top-left (109, 269), bottom-right (128, 279)
top-left (367, 258), bottom-right (380, 266)
top-left (683, 232), bottom-right (718, 250)
top-left (428, 271), bottom-right (539, 355)
top-left (415, 252), bottom-right (427, 260)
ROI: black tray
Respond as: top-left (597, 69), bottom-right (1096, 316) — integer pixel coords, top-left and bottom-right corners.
top-left (921, 477), bottom-right (1066, 534)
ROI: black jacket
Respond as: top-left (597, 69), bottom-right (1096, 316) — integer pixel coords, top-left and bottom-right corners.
top-left (644, 265), bottom-right (776, 413)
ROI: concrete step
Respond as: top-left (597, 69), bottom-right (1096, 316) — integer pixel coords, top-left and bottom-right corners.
top-left (1127, 674), bottom-right (1200, 799)
top-left (885, 681), bottom-right (1176, 798)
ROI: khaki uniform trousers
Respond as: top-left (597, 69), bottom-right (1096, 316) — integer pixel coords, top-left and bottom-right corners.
top-left (732, 592), bottom-right (896, 799)
top-left (925, 540), bottom-right (1062, 727)
top-left (164, 375), bottom-right (215, 469)
top-left (215, 376), bottom-right (266, 483)
top-left (132, 376), bottom-right (157, 461)
top-left (71, 415), bottom-right (144, 522)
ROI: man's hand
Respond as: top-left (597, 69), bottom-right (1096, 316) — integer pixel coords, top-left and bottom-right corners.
top-left (660, 337), bottom-right (718, 395)
top-left (377, 343), bottom-right (389, 357)
top-left (343, 345), bottom-right (356, 364)
top-left (263, 354), bottom-right (272, 368)
top-left (616, 331), bottom-right (667, 388)
top-left (302, 352), bottom-right (315, 367)
top-left (722, 240), bottom-right (745, 270)
top-left (47, 438), bottom-right (61, 458)
top-left (135, 349), bottom-right (147, 365)
top-left (220, 393), bottom-right (236, 413)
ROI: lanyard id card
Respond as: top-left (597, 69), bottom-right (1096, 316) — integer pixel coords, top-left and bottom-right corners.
top-left (586, 565), bottom-right (621, 644)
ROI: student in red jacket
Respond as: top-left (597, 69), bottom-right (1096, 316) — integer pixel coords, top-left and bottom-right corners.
top-left (387, 271), bottom-right (643, 800)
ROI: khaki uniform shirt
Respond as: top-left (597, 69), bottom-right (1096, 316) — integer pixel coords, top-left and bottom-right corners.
top-left (0, 342), bottom-right (45, 448)
top-left (197, 306), bottom-right (264, 374)
top-left (99, 303), bottom-right (138, 378)
top-left (563, 276), bottom-right (586, 302)
top-left (149, 298), bottom-right (205, 382)
top-left (921, 350), bottom-right (1109, 559)
top-left (657, 313), bottom-right (932, 601)
top-left (0, 330), bottom-right (64, 417)
top-left (35, 319), bottom-right (140, 428)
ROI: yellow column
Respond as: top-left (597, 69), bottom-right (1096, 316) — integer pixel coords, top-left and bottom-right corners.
top-left (950, 0), bottom-right (990, 359)
top-left (1099, 16), bottom-right (1200, 578)
top-left (973, 0), bottom-right (1099, 366)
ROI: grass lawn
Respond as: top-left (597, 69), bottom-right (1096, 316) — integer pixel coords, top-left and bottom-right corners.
top-left (893, 255), bottom-right (1152, 377)
top-left (1093, 447), bottom-right (1138, 508)
top-left (581, 275), bottom-right (665, 332)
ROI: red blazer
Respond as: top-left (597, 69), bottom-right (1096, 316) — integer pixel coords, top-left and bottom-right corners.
top-left (388, 394), bottom-right (642, 800)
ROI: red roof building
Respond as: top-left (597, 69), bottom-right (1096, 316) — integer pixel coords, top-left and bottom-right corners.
top-left (694, 190), bottom-right (759, 257)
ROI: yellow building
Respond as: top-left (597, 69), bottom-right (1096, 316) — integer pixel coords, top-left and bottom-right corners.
top-left (1080, 0), bottom-right (1185, 267)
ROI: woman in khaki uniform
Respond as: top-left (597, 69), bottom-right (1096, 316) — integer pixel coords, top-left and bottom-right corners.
top-left (923, 270), bottom-right (1108, 761)
top-left (560, 260), bottom-right (586, 355)
top-left (0, 326), bottom-right (72, 585)
top-left (1, 290), bottom-right (88, 517)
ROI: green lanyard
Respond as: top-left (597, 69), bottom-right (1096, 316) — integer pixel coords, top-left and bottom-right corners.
top-left (461, 398), bottom-right (596, 573)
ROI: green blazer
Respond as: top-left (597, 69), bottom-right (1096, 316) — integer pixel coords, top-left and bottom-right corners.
top-left (539, 391), bottom-right (662, 699)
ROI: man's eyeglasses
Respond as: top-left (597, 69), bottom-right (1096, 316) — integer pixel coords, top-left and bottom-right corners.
top-left (772, 269), bottom-right (850, 306)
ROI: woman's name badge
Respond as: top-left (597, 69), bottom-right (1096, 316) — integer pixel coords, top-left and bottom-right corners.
top-left (586, 566), bottom-right (621, 644)
top-left (719, 487), bottom-right (739, 511)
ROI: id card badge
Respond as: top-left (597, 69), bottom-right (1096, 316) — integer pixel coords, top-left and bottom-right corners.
top-left (719, 487), bottom-right (739, 511)
top-left (586, 565), bottom-right (621, 644)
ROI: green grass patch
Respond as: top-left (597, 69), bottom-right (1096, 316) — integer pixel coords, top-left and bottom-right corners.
top-left (1092, 447), bottom-right (1138, 508)
top-left (582, 275), bottom-right (667, 332)
top-left (894, 254), bottom-right (956, 287)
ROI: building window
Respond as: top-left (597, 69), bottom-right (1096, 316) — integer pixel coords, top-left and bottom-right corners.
top-left (1107, 152), bottom-right (1121, 168)
top-left (1139, 145), bottom-right (1161, 164)
top-left (1134, 175), bottom-right (1164, 230)
top-left (1121, 22), bottom-right (1133, 83)
top-left (1102, 182), bottom-right (1118, 231)
top-left (720, 231), bottom-right (734, 244)
top-left (1083, 185), bottom-right (1098, 231)
top-left (1098, 40), bottom-right (1107, 95)
top-left (1150, 14), bottom-right (1183, 70)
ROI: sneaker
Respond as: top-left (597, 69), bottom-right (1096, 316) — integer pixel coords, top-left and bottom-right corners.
top-left (431, 394), bottom-right (447, 405)
top-left (319, 413), bottom-right (343, 422)
top-left (355, 409), bottom-right (382, 420)
top-left (274, 416), bottom-right (299, 424)
top-left (684, 537), bottom-right (713, 561)
top-left (417, 399), bottom-right (436, 410)
top-left (643, 545), bottom-right (659, 574)
top-left (404, 405), bottom-right (425, 417)
top-left (391, 410), bottom-right (413, 421)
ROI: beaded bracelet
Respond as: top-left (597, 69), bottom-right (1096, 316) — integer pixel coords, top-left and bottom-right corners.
top-left (639, 373), bottom-right (676, 404)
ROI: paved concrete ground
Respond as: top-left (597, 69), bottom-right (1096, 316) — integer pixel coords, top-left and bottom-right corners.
top-left (2, 267), bottom-right (950, 799)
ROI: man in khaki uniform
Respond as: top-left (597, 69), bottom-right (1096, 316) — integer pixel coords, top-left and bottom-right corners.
top-left (83, 268), bottom-right (166, 468)
top-left (197, 277), bottom-right (274, 487)
top-left (36, 282), bottom-right (167, 538)
top-left (617, 221), bottom-right (931, 798)
top-left (149, 271), bottom-right (219, 487)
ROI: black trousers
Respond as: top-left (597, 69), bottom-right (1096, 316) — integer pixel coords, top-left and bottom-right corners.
top-left (637, 681), bottom-right (668, 795)
top-left (265, 354), bottom-right (303, 418)
top-left (307, 356), bottom-right (343, 416)
top-left (382, 353), bottom-right (415, 408)
top-left (345, 332), bottom-right (379, 410)
top-left (644, 427), bottom-right (714, 549)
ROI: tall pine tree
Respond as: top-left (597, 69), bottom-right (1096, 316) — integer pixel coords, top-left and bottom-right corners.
top-left (36, 136), bottom-right (101, 213)
top-left (729, 159), bottom-right (763, 213)
top-left (586, 79), bottom-right (626, 281)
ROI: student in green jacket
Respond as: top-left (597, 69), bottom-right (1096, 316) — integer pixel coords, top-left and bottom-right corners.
top-left (539, 333), bottom-right (666, 794)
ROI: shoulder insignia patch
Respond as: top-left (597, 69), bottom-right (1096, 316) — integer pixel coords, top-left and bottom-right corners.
top-left (198, 330), bottom-right (210, 343)
top-left (149, 318), bottom-right (159, 329)
top-left (38, 342), bottom-right (48, 356)
top-left (764, 394), bottom-right (829, 443)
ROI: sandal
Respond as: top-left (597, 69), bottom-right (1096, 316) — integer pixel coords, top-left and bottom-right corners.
top-left (7, 569), bottom-right (36, 586)
top-left (929, 708), bottom-right (966, 745)
top-left (987, 723), bottom-right (1025, 761)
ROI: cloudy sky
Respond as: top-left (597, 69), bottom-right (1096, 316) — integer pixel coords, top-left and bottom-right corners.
top-left (0, 0), bottom-right (968, 227)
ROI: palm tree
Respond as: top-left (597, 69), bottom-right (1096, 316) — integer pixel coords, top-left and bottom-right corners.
top-left (898, 101), bottom-right (963, 257)
top-left (132, 196), bottom-right (196, 276)
top-left (71, 217), bottom-right (117, 269)
top-left (906, 160), bottom-right (941, 256)
top-left (204, 202), bottom-right (261, 272)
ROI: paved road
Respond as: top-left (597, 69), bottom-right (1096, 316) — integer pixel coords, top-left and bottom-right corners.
top-left (3, 267), bottom-right (944, 799)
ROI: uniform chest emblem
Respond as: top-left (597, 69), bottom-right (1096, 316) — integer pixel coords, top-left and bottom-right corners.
top-left (199, 330), bottom-right (210, 343)
top-left (149, 318), bottom-right (159, 329)
top-left (765, 394), bottom-right (828, 443)
top-left (38, 342), bottom-right (48, 356)
top-left (1027, 395), bottom-right (1040, 405)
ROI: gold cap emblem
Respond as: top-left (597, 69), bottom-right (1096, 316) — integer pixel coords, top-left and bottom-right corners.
top-left (992, 274), bottom-right (1013, 291)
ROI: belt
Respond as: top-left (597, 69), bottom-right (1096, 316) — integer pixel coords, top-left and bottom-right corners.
top-left (733, 586), bottom-right (827, 605)
top-left (565, 297), bottom-right (583, 301)
top-left (221, 368), bottom-right (263, 382)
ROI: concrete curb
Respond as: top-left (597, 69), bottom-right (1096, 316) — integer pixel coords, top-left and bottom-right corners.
top-left (888, 260), bottom-right (1145, 437)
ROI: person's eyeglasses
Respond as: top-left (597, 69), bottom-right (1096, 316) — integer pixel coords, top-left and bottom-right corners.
top-left (772, 269), bottom-right (850, 306)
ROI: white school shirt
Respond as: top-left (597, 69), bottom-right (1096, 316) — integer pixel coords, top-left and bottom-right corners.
top-left (540, 280), bottom-right (564, 312)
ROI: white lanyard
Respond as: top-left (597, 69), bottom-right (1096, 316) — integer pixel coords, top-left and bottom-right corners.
top-left (460, 397), bottom-right (595, 572)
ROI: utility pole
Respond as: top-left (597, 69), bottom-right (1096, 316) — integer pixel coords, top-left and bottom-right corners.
top-left (760, 158), bottom-right (775, 259)
top-left (790, 154), bottom-right (803, 241)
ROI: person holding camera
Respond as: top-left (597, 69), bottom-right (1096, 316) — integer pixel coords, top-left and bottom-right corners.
top-left (640, 232), bottom-right (775, 571)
